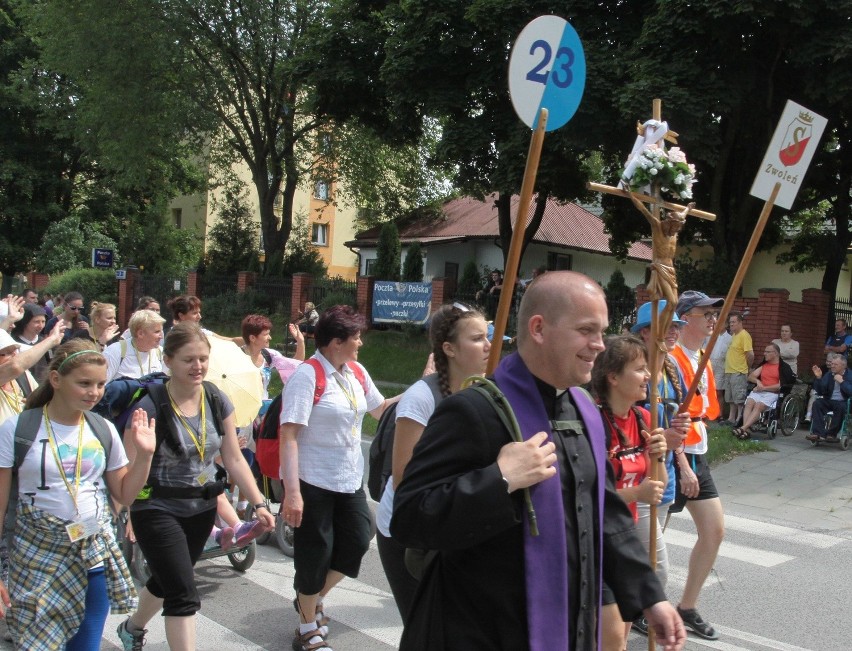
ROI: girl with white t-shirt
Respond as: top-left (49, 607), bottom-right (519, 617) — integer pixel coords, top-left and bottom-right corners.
top-left (376, 302), bottom-right (490, 620)
top-left (0, 339), bottom-right (156, 650)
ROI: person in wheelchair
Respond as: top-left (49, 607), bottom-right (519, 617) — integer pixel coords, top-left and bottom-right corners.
top-left (806, 353), bottom-right (852, 442)
top-left (732, 343), bottom-right (795, 440)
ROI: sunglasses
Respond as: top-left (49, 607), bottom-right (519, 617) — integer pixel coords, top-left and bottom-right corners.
top-left (66, 305), bottom-right (83, 311)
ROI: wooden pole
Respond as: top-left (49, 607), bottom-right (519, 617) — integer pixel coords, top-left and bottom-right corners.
top-left (679, 182), bottom-right (782, 413)
top-left (486, 108), bottom-right (548, 373)
top-left (646, 99), bottom-right (662, 651)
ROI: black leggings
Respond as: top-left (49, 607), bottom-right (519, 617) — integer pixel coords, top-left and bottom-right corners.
top-left (131, 507), bottom-right (217, 617)
top-left (376, 532), bottom-right (419, 622)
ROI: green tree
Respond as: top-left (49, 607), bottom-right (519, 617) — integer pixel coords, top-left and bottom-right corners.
top-left (206, 181), bottom-right (259, 275)
top-left (402, 241), bottom-right (424, 282)
top-left (458, 260), bottom-right (482, 296)
top-left (34, 214), bottom-right (120, 275)
top-left (281, 211), bottom-right (327, 279)
top-left (31, 0), bottom-right (399, 275)
top-left (374, 222), bottom-right (401, 281)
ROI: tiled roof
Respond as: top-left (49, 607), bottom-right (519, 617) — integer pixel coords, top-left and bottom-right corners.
top-left (350, 194), bottom-right (651, 261)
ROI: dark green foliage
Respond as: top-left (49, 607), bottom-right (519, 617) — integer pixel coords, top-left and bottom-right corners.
top-left (35, 215), bottom-right (120, 275)
top-left (603, 269), bottom-right (634, 304)
top-left (458, 260), bottom-right (482, 295)
top-left (319, 289), bottom-right (358, 310)
top-left (374, 222), bottom-right (401, 281)
top-left (44, 269), bottom-right (117, 305)
top-left (675, 253), bottom-right (737, 297)
top-left (206, 183), bottom-right (259, 275)
top-left (197, 289), bottom-right (278, 332)
top-left (402, 242), bottom-right (424, 282)
top-left (280, 213), bottom-right (327, 279)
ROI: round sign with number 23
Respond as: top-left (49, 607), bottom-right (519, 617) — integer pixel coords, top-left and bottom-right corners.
top-left (509, 15), bottom-right (586, 132)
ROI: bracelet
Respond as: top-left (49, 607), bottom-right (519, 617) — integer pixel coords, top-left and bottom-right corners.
top-left (253, 502), bottom-right (268, 511)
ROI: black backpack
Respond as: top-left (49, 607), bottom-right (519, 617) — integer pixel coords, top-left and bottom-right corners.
top-left (367, 373), bottom-right (443, 501)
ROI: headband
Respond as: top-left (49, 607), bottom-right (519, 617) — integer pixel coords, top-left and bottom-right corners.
top-left (57, 349), bottom-right (104, 372)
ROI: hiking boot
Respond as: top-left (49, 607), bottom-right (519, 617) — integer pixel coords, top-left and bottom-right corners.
top-left (677, 606), bottom-right (719, 640)
top-left (215, 525), bottom-right (236, 551)
top-left (117, 619), bottom-right (147, 651)
top-left (234, 519), bottom-right (264, 547)
top-left (631, 617), bottom-right (649, 636)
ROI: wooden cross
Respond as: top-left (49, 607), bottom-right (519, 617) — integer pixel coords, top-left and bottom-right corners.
top-left (586, 99), bottom-right (717, 651)
top-left (587, 99), bottom-right (716, 357)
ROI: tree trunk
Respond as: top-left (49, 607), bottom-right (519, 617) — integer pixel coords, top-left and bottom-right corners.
top-left (495, 191), bottom-right (549, 270)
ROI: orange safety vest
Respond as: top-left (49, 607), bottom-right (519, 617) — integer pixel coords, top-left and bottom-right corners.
top-left (671, 344), bottom-right (720, 445)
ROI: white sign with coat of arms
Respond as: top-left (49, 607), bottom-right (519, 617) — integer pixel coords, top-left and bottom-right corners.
top-left (750, 99), bottom-right (827, 209)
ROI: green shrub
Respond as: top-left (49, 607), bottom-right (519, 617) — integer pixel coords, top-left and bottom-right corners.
top-left (320, 289), bottom-right (357, 310)
top-left (200, 289), bottom-right (280, 331)
top-left (45, 269), bottom-right (118, 304)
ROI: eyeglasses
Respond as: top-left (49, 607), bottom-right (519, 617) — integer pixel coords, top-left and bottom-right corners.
top-left (688, 311), bottom-right (718, 321)
top-left (764, 349), bottom-right (777, 354)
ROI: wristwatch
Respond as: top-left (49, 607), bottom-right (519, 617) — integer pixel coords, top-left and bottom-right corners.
top-left (253, 502), bottom-right (268, 511)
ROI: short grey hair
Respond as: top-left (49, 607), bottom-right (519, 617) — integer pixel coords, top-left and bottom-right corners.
top-left (129, 309), bottom-right (166, 337)
top-left (827, 352), bottom-right (847, 366)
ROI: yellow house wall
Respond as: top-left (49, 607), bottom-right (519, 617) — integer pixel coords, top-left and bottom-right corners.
top-left (168, 162), bottom-right (358, 279)
top-left (682, 243), bottom-right (852, 301)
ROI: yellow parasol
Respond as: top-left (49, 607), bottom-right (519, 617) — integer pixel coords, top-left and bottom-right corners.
top-left (205, 337), bottom-right (263, 429)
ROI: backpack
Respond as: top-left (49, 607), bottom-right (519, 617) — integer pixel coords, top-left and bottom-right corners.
top-left (254, 358), bottom-right (369, 480)
top-left (5, 408), bottom-right (113, 548)
top-left (93, 371), bottom-right (171, 434)
top-left (367, 373), bottom-right (443, 501)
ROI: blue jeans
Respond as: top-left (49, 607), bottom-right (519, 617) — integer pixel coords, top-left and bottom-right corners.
top-left (65, 567), bottom-right (109, 651)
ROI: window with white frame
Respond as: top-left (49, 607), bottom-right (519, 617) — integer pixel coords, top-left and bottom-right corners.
top-left (311, 223), bottom-right (329, 246)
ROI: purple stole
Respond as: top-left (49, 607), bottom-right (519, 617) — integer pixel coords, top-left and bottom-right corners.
top-left (493, 352), bottom-right (607, 651)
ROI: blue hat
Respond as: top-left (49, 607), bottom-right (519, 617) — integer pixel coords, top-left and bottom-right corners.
top-left (631, 300), bottom-right (686, 333)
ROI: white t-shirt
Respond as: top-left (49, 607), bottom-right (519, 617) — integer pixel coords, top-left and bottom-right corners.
top-left (376, 378), bottom-right (438, 536)
top-left (104, 340), bottom-right (164, 381)
top-left (0, 414), bottom-right (127, 522)
top-left (280, 352), bottom-right (383, 493)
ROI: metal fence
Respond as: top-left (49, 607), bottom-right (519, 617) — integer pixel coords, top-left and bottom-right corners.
top-left (135, 274), bottom-right (188, 313)
top-left (201, 274), bottom-right (238, 299)
top-left (311, 275), bottom-right (358, 309)
top-left (832, 297), bottom-right (852, 331)
top-left (254, 276), bottom-right (293, 317)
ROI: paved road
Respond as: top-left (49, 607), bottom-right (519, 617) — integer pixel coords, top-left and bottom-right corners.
top-left (4, 430), bottom-right (852, 650)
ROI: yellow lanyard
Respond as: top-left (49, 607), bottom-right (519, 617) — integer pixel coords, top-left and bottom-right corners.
top-left (132, 341), bottom-right (151, 376)
top-left (168, 386), bottom-right (207, 463)
top-left (43, 406), bottom-right (85, 516)
top-left (1, 383), bottom-right (23, 414)
top-left (334, 373), bottom-right (359, 436)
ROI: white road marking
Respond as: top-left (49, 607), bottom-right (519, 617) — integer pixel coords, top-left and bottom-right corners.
top-left (664, 529), bottom-right (794, 567)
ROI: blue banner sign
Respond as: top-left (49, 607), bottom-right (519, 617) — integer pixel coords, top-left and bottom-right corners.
top-left (372, 281), bottom-right (432, 324)
top-left (92, 248), bottom-right (114, 269)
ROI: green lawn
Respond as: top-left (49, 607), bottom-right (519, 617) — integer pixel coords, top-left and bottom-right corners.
top-left (265, 328), bottom-right (772, 465)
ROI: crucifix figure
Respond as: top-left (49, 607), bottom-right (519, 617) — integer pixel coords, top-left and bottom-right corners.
top-left (587, 99), bottom-right (716, 356)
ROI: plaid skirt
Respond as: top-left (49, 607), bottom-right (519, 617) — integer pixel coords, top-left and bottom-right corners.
top-left (7, 503), bottom-right (137, 650)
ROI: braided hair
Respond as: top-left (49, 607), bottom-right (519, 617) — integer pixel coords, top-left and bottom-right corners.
top-left (591, 334), bottom-right (649, 450)
top-left (429, 303), bottom-right (486, 398)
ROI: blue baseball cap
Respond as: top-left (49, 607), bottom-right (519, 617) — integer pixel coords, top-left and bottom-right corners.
top-left (631, 300), bottom-right (686, 333)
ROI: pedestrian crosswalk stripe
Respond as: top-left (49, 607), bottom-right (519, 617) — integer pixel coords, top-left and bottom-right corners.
top-left (103, 611), bottom-right (263, 650)
top-left (212, 553), bottom-right (404, 647)
top-left (663, 529), bottom-right (794, 567)
top-left (714, 624), bottom-right (815, 651)
top-left (721, 514), bottom-right (843, 549)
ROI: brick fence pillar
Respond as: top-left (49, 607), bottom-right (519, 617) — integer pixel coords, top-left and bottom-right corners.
top-left (187, 271), bottom-right (200, 299)
top-left (357, 276), bottom-right (376, 329)
top-left (430, 277), bottom-right (450, 314)
top-left (290, 273), bottom-right (313, 321)
top-left (237, 271), bottom-right (257, 293)
top-left (634, 284), bottom-right (650, 309)
top-left (802, 287), bottom-right (831, 370)
top-left (117, 267), bottom-right (140, 329)
top-left (754, 288), bottom-right (789, 356)
top-left (26, 272), bottom-right (50, 290)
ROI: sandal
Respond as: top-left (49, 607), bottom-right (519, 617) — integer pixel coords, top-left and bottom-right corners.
top-left (732, 427), bottom-right (750, 440)
top-left (292, 627), bottom-right (332, 651)
top-left (293, 596), bottom-right (330, 629)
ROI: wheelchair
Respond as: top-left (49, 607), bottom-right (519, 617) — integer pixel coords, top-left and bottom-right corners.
top-left (746, 381), bottom-right (802, 439)
top-left (807, 396), bottom-right (852, 450)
